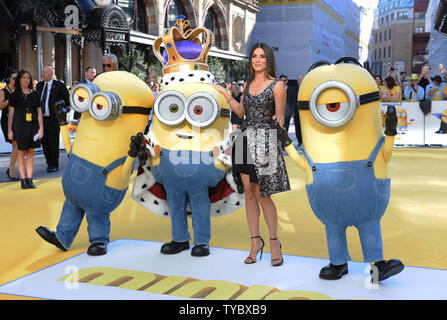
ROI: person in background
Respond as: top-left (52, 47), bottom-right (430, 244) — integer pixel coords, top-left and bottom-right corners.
top-left (281, 74), bottom-right (302, 146)
top-left (36, 65), bottom-right (70, 173)
top-left (418, 65), bottom-right (432, 98)
top-left (374, 75), bottom-right (388, 101)
top-left (425, 75), bottom-right (445, 101)
top-left (383, 76), bottom-right (402, 102)
top-left (102, 53), bottom-right (119, 72)
top-left (7, 70), bottom-right (43, 189)
top-left (0, 69), bottom-right (19, 181)
top-left (404, 74), bottom-right (425, 101)
top-left (80, 66), bottom-right (96, 84)
top-left (230, 82), bottom-right (243, 131)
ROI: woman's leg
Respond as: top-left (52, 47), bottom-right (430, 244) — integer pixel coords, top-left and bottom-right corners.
top-left (25, 148), bottom-right (35, 178)
top-left (9, 140), bottom-right (18, 177)
top-left (241, 173), bottom-right (263, 262)
top-left (17, 149), bottom-right (26, 179)
top-left (258, 192), bottom-right (282, 264)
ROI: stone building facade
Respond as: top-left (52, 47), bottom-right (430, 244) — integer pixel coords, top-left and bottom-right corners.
top-left (0, 0), bottom-right (259, 85)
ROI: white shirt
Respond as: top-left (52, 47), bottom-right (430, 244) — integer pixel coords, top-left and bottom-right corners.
top-left (41, 78), bottom-right (54, 117)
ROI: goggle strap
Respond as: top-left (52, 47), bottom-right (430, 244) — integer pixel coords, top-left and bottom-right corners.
top-left (219, 108), bottom-right (231, 117)
top-left (122, 106), bottom-right (152, 115)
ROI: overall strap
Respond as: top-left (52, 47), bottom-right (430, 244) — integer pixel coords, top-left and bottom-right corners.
top-left (301, 147), bottom-right (315, 168)
top-left (367, 136), bottom-right (386, 163)
top-left (101, 156), bottom-right (127, 176)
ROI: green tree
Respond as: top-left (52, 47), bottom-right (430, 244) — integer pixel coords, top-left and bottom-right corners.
top-left (119, 44), bottom-right (148, 80)
top-left (207, 56), bottom-right (226, 83)
top-left (229, 59), bottom-right (248, 82)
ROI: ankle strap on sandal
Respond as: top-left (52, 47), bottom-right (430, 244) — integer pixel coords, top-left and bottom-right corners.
top-left (251, 235), bottom-right (262, 239)
top-left (270, 237), bottom-right (278, 240)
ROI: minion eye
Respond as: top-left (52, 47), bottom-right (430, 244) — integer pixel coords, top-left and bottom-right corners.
top-left (69, 83), bottom-right (100, 113)
top-left (396, 112), bottom-right (401, 117)
top-left (315, 102), bottom-right (351, 123)
top-left (401, 112), bottom-right (406, 117)
top-left (186, 93), bottom-right (218, 127)
top-left (309, 81), bottom-right (358, 128)
top-left (154, 91), bottom-right (186, 126)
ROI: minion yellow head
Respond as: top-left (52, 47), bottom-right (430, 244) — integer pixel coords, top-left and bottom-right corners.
top-left (152, 82), bottom-right (230, 152)
top-left (396, 108), bottom-right (408, 127)
top-left (69, 71), bottom-right (153, 162)
top-left (442, 109), bottom-right (447, 124)
top-left (297, 58), bottom-right (383, 162)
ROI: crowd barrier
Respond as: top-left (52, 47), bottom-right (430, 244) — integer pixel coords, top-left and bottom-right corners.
top-left (380, 101), bottom-right (447, 146)
top-left (1, 102), bottom-right (446, 153)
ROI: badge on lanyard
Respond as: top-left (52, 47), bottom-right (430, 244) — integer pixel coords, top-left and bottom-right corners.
top-left (26, 107), bottom-right (32, 122)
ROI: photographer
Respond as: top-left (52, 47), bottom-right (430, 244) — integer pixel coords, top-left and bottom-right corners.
top-left (404, 74), bottom-right (425, 101)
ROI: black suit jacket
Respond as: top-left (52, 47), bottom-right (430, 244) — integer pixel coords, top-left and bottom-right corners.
top-left (285, 85), bottom-right (299, 117)
top-left (36, 79), bottom-right (70, 125)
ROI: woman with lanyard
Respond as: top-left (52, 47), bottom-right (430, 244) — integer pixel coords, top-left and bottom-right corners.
top-left (7, 70), bottom-right (43, 189)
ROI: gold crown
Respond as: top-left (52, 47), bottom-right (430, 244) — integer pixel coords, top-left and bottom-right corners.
top-left (153, 16), bottom-right (214, 75)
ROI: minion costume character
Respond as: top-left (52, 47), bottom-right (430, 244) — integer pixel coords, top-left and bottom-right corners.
top-left (131, 16), bottom-right (244, 257)
top-left (433, 109), bottom-right (447, 134)
top-left (36, 72), bottom-right (153, 256)
top-left (284, 58), bottom-right (404, 282)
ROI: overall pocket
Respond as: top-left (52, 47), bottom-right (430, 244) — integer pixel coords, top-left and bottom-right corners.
top-left (70, 160), bottom-right (92, 185)
top-left (327, 168), bottom-right (356, 192)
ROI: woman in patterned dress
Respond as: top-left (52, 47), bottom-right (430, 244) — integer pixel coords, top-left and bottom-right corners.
top-left (214, 43), bottom-right (290, 266)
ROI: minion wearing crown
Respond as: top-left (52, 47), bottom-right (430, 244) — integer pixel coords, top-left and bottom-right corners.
top-left (131, 16), bottom-right (244, 257)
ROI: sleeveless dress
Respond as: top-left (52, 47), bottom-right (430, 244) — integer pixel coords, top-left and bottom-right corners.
top-left (232, 80), bottom-right (290, 197)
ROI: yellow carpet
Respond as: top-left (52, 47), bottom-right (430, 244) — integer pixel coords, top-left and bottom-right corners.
top-left (1, 148), bottom-right (447, 298)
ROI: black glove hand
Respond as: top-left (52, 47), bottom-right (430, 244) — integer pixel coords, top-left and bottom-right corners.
top-left (53, 100), bottom-right (69, 125)
top-left (385, 105), bottom-right (398, 136)
top-left (273, 121), bottom-right (292, 148)
top-left (129, 132), bottom-right (149, 166)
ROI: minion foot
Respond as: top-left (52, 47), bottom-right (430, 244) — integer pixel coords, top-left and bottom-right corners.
top-left (319, 263), bottom-right (348, 280)
top-left (371, 259), bottom-right (404, 282)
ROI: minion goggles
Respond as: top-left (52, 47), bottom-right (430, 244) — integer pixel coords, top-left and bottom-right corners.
top-left (154, 90), bottom-right (230, 128)
top-left (70, 83), bottom-right (151, 121)
top-left (298, 80), bottom-right (380, 128)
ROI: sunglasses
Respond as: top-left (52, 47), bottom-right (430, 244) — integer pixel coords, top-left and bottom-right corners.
top-left (102, 63), bottom-right (115, 68)
top-left (11, 77), bottom-right (16, 80)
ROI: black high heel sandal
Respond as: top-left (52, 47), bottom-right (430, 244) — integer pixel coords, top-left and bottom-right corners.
top-left (244, 236), bottom-right (264, 264)
top-left (270, 237), bottom-right (283, 267)
top-left (6, 168), bottom-right (19, 181)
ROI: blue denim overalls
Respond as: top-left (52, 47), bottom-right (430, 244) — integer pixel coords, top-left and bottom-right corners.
top-left (55, 153), bottom-right (128, 249)
top-left (152, 148), bottom-right (225, 246)
top-left (303, 136), bottom-right (391, 265)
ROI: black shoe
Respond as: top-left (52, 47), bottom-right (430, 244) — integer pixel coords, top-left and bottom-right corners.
top-left (191, 244), bottom-right (210, 257)
top-left (25, 178), bottom-right (35, 189)
top-left (35, 226), bottom-right (67, 251)
top-left (233, 172), bottom-right (244, 194)
top-left (160, 241), bottom-right (190, 254)
top-left (47, 166), bottom-right (58, 173)
top-left (21, 179), bottom-right (29, 189)
top-left (6, 168), bottom-right (19, 181)
top-left (87, 242), bottom-right (107, 256)
top-left (319, 263), bottom-right (348, 280)
top-left (371, 259), bottom-right (405, 282)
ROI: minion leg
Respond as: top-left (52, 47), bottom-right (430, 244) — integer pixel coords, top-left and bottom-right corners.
top-left (357, 219), bottom-right (384, 263)
top-left (325, 224), bottom-right (351, 265)
top-left (189, 190), bottom-right (212, 246)
top-left (85, 210), bottom-right (111, 246)
top-left (55, 199), bottom-right (85, 249)
top-left (166, 191), bottom-right (190, 243)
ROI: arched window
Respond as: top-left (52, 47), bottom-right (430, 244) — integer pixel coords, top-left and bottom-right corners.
top-left (165, 0), bottom-right (186, 28)
top-left (204, 8), bottom-right (222, 49)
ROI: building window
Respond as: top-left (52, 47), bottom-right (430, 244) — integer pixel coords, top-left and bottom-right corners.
top-left (415, 26), bottom-right (424, 33)
top-left (134, 0), bottom-right (148, 33)
top-left (388, 46), bottom-right (391, 58)
top-left (379, 32), bottom-right (382, 42)
top-left (165, 0), bottom-right (187, 28)
top-left (397, 11), bottom-right (408, 20)
top-left (375, 33), bottom-right (378, 44)
top-left (379, 48), bottom-right (381, 59)
top-left (389, 29), bottom-right (392, 40)
top-left (374, 49), bottom-right (377, 60)
top-left (384, 31), bottom-right (387, 41)
top-left (204, 8), bottom-right (222, 49)
top-left (384, 47), bottom-right (386, 59)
